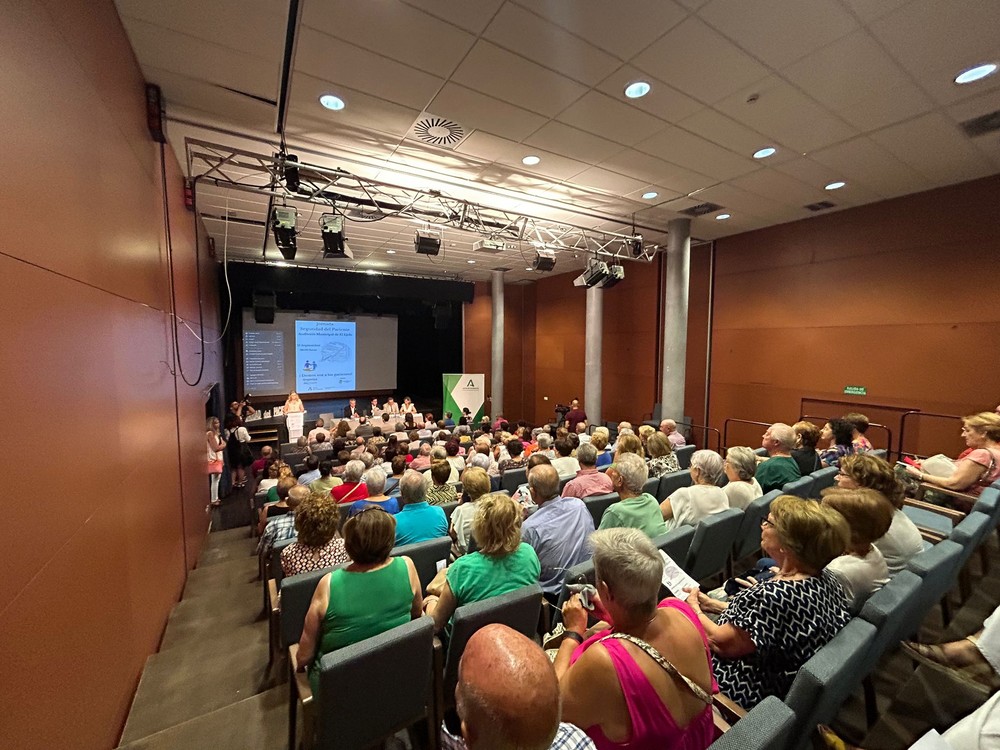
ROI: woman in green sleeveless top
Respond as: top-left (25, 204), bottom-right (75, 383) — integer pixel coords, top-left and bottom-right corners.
top-left (296, 506), bottom-right (423, 693)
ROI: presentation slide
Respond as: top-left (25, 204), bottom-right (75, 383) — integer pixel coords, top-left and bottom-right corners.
top-left (295, 320), bottom-right (356, 393)
top-left (241, 310), bottom-right (397, 397)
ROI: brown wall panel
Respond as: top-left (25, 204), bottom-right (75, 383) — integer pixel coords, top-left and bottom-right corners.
top-left (0, 1), bottom-right (223, 747)
top-left (710, 175), bottom-right (1000, 457)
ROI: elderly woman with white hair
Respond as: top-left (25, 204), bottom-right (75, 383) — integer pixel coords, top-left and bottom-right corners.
top-left (723, 447), bottom-right (764, 510)
top-left (554, 528), bottom-right (716, 749)
top-left (346, 465), bottom-right (399, 516)
top-left (330, 459), bottom-right (369, 504)
top-left (660, 450), bottom-right (729, 530)
top-left (599, 453), bottom-right (668, 538)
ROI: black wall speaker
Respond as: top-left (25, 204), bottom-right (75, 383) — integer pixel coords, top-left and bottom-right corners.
top-left (253, 291), bottom-right (276, 324)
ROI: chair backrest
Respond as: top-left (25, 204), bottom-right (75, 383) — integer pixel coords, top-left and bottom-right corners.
top-left (555, 558), bottom-right (597, 610)
top-left (783, 618), bottom-right (877, 750)
top-left (753, 447), bottom-right (768, 457)
top-left (270, 535), bottom-right (297, 584)
top-left (501, 466), bottom-right (528, 494)
top-left (675, 444), bottom-right (696, 470)
top-left (315, 618), bottom-right (435, 750)
top-left (973, 487), bottom-right (1000, 529)
top-left (657, 470), bottom-right (692, 502)
top-left (857, 570), bottom-right (925, 670)
top-left (279, 564), bottom-right (346, 647)
top-left (642, 476), bottom-right (659, 497)
top-left (732, 490), bottom-right (780, 561)
top-left (685, 508), bottom-right (744, 582)
top-left (870, 449), bottom-right (887, 460)
top-left (781, 475), bottom-right (814, 499)
top-left (583, 493), bottom-right (619, 529)
top-left (905, 539), bottom-right (964, 625)
top-left (444, 585), bottom-right (543, 701)
top-left (651, 526), bottom-right (696, 568)
top-left (950, 511), bottom-right (991, 568)
top-left (808, 466), bottom-right (839, 498)
top-left (558, 475), bottom-right (572, 494)
top-left (438, 501), bottom-right (459, 523)
top-left (708, 695), bottom-right (796, 750)
top-left (391, 536), bottom-right (452, 593)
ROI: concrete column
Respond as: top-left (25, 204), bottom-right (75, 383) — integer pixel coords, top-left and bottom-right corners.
top-left (660, 218), bottom-right (690, 421)
top-left (584, 284), bottom-right (603, 428)
top-left (490, 270), bottom-right (504, 419)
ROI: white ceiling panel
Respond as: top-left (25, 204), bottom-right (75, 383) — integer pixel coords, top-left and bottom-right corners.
top-left (524, 121), bottom-right (626, 163)
top-left (838, 0), bottom-right (915, 24)
top-left (301, 0), bottom-right (476, 78)
top-left (294, 28), bottom-right (444, 113)
top-left (595, 65), bottom-right (705, 124)
top-left (289, 74), bottom-right (421, 138)
top-left (145, 69), bottom-right (278, 132)
top-left (429, 83), bottom-right (549, 142)
top-left (571, 167), bottom-right (649, 196)
top-left (401, 0), bottom-right (505, 35)
top-left (632, 17), bottom-right (770, 105)
top-left (678, 108), bottom-right (793, 164)
top-left (688, 182), bottom-right (797, 219)
top-left (869, 113), bottom-right (997, 185)
top-left (714, 75), bottom-right (859, 152)
top-left (599, 149), bottom-right (716, 195)
top-left (772, 157), bottom-right (884, 205)
top-left (728, 168), bottom-right (830, 208)
top-left (635, 126), bottom-right (760, 181)
top-left (809, 136), bottom-right (934, 198)
top-left (483, 3), bottom-right (620, 86)
top-left (556, 91), bottom-right (667, 146)
top-left (451, 40), bottom-right (589, 117)
top-left (698, 0), bottom-right (858, 70)
top-left (519, 0), bottom-right (689, 57)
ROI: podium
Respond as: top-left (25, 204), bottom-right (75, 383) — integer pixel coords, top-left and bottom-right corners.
top-left (286, 411), bottom-right (305, 441)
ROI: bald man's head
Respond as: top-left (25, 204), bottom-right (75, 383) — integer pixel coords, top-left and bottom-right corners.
top-left (456, 625), bottom-right (560, 750)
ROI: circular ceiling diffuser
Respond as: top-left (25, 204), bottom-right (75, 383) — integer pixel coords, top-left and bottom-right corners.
top-left (412, 116), bottom-right (465, 147)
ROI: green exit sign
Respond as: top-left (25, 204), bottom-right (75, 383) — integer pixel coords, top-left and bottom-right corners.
top-left (843, 385), bottom-right (867, 396)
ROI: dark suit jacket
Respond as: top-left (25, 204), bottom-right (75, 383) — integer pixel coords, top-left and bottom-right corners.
top-left (343, 405), bottom-right (359, 418)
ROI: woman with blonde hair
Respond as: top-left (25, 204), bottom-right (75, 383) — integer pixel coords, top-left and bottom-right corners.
top-left (821, 488), bottom-right (893, 613)
top-left (449, 466), bottom-right (492, 556)
top-left (206, 417), bottom-right (225, 506)
top-left (646, 432), bottom-right (680, 478)
top-left (423, 493), bottom-right (540, 632)
top-left (613, 432), bottom-right (645, 461)
top-left (905, 412), bottom-right (1000, 504)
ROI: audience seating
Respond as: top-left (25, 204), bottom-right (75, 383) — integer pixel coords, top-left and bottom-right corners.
top-left (905, 539), bottom-right (964, 629)
top-left (436, 585), bottom-right (543, 727)
top-left (808, 466), bottom-right (839, 497)
top-left (555, 558), bottom-right (597, 611)
top-left (582, 492), bottom-right (619, 529)
top-left (652, 526), bottom-right (696, 567)
top-left (391, 537), bottom-right (451, 593)
top-left (870, 449), bottom-right (887, 460)
top-left (782, 618), bottom-right (877, 750)
top-left (500, 467), bottom-right (527, 494)
top-left (642, 476), bottom-right (659, 497)
top-left (710, 695), bottom-right (796, 750)
top-left (855, 570), bottom-right (925, 726)
top-left (675, 445), bottom-right (696, 470)
top-left (685, 508), bottom-right (744, 583)
top-left (949, 511), bottom-right (992, 601)
top-left (781, 475), bottom-right (814, 499)
top-left (753, 447), bottom-right (768, 457)
top-left (657, 469), bottom-right (692, 502)
top-left (732, 490), bottom-right (781, 562)
top-left (294, 618), bottom-right (436, 750)
top-left (558, 475), bottom-right (573, 494)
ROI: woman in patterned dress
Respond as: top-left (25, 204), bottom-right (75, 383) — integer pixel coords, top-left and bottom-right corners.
top-left (281, 491), bottom-right (351, 577)
top-left (685, 495), bottom-right (852, 708)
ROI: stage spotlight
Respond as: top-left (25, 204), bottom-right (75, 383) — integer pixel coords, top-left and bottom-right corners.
top-left (600, 264), bottom-right (625, 289)
top-left (532, 249), bottom-right (556, 272)
top-left (283, 153), bottom-right (300, 192)
top-left (271, 206), bottom-right (297, 260)
top-left (320, 214), bottom-right (352, 259)
top-left (573, 259), bottom-right (609, 288)
top-left (627, 234), bottom-right (644, 258)
top-left (414, 227), bottom-right (442, 256)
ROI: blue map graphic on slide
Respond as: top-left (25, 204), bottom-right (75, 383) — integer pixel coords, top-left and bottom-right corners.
top-left (295, 320), bottom-right (356, 393)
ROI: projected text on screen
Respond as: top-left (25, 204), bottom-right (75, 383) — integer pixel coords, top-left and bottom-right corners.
top-left (243, 330), bottom-right (285, 392)
top-left (295, 320), bottom-right (356, 393)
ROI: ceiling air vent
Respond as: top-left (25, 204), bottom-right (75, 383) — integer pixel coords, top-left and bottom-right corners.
top-left (805, 201), bottom-right (836, 212)
top-left (407, 113), bottom-right (469, 149)
top-left (680, 202), bottom-right (723, 217)
top-left (959, 109), bottom-right (1000, 137)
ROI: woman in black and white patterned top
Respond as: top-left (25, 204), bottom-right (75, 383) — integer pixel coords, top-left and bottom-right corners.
top-left (685, 495), bottom-right (852, 708)
top-left (281, 491), bottom-right (351, 577)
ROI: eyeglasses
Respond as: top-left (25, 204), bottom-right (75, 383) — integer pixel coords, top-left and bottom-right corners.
top-left (761, 518), bottom-right (775, 528)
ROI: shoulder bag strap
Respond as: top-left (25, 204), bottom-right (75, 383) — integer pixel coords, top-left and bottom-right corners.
top-left (597, 632), bottom-right (712, 704)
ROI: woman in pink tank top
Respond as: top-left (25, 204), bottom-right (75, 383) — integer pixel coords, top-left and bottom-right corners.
top-left (552, 529), bottom-right (717, 750)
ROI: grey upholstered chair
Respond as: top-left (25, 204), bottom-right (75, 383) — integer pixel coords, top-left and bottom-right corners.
top-left (391, 536), bottom-right (451, 593)
top-left (709, 695), bottom-right (796, 750)
top-left (657, 469), bottom-right (692, 501)
top-left (684, 508), bottom-right (743, 583)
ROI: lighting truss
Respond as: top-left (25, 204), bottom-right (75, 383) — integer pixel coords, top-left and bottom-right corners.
top-left (186, 139), bottom-right (660, 262)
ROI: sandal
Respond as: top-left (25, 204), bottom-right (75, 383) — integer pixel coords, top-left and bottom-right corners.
top-left (901, 641), bottom-right (1000, 694)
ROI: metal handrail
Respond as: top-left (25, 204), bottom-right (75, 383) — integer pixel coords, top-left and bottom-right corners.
top-left (683, 423), bottom-right (722, 453)
top-left (722, 418), bottom-right (773, 450)
top-left (800, 414), bottom-right (894, 459)
top-left (898, 410), bottom-right (963, 461)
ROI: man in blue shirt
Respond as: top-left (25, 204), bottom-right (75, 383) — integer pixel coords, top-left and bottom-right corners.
top-left (521, 464), bottom-right (594, 598)
top-left (394, 469), bottom-right (449, 546)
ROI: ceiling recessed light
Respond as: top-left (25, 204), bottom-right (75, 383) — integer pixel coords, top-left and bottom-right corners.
top-left (642, 191), bottom-right (658, 200)
top-left (525, 267), bottom-right (532, 271)
top-left (955, 63), bottom-right (998, 85)
top-left (366, 269), bottom-right (377, 275)
top-left (522, 155), bottom-right (541, 166)
top-left (825, 181), bottom-right (846, 190)
top-left (624, 81), bottom-right (651, 99)
top-left (467, 259), bottom-right (476, 264)
top-left (319, 94), bottom-right (345, 111)
top-left (715, 213), bottom-right (731, 220)
top-left (753, 147), bottom-right (776, 159)
top-left (274, 261), bottom-right (291, 267)
top-left (386, 249), bottom-right (396, 254)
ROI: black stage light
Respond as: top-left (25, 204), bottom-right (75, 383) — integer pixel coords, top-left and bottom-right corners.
top-left (415, 228), bottom-right (442, 255)
top-left (272, 206), bottom-right (297, 260)
top-left (321, 214), bottom-right (352, 259)
top-left (532, 249), bottom-right (556, 271)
